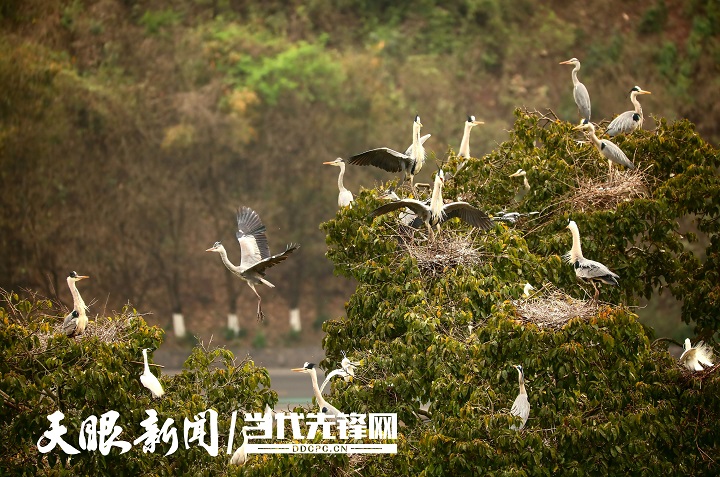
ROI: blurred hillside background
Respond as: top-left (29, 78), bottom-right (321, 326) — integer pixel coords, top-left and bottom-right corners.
top-left (1, 0), bottom-right (718, 352)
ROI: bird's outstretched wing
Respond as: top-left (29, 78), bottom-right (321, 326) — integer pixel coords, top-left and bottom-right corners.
top-left (369, 199), bottom-right (429, 219)
top-left (605, 111), bottom-right (639, 136)
top-left (348, 148), bottom-right (412, 173)
top-left (441, 202), bottom-right (495, 230)
top-left (244, 243), bottom-right (300, 276)
top-left (599, 141), bottom-right (635, 169)
top-left (574, 259), bottom-right (619, 285)
top-left (237, 207), bottom-right (271, 267)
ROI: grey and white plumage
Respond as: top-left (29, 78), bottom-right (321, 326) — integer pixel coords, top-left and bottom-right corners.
top-left (369, 169), bottom-right (494, 239)
top-left (319, 351), bottom-right (360, 393)
top-left (605, 86), bottom-right (651, 137)
top-left (62, 271), bottom-right (89, 337)
top-left (323, 158), bottom-right (354, 207)
top-left (560, 57), bottom-right (591, 121)
top-left (140, 348), bottom-right (165, 398)
top-left (492, 211), bottom-right (539, 224)
top-left (229, 427), bottom-right (248, 465)
top-left (458, 116), bottom-right (484, 159)
top-left (292, 362), bottom-right (345, 418)
top-left (510, 365), bottom-right (530, 430)
top-left (349, 115), bottom-right (430, 190)
top-left (378, 187), bottom-right (418, 227)
top-left (575, 119), bottom-right (635, 170)
top-left (564, 220), bottom-right (619, 300)
top-left (206, 207), bottom-right (300, 321)
top-left (679, 339), bottom-right (714, 372)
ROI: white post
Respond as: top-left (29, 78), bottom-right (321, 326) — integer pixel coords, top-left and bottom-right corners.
top-left (289, 308), bottom-right (301, 333)
top-left (172, 313), bottom-right (186, 338)
top-left (227, 313), bottom-right (240, 334)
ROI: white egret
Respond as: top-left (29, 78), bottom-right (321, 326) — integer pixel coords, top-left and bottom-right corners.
top-left (574, 119), bottom-right (635, 171)
top-left (292, 362), bottom-right (344, 418)
top-left (679, 339), bottom-right (714, 372)
top-left (559, 57), bottom-right (591, 121)
top-left (206, 207), bottom-right (300, 321)
top-left (319, 351), bottom-right (360, 393)
top-left (62, 271), bottom-right (89, 337)
top-left (458, 116), bottom-right (484, 159)
top-left (523, 283), bottom-right (535, 297)
top-left (369, 169), bottom-right (494, 239)
top-left (323, 158), bottom-right (354, 207)
top-left (140, 348), bottom-right (164, 398)
top-left (510, 365), bottom-right (530, 430)
top-left (229, 426), bottom-right (248, 465)
top-left (605, 86), bottom-right (652, 137)
top-left (564, 220), bottom-right (619, 300)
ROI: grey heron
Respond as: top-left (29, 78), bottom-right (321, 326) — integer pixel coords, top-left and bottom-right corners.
top-left (559, 57), bottom-right (591, 121)
top-left (458, 116), bottom-right (484, 159)
top-left (369, 169), bottom-right (494, 239)
top-left (62, 271), bottom-right (89, 337)
top-left (564, 220), bottom-right (619, 300)
top-left (574, 119), bottom-right (635, 171)
top-left (348, 115), bottom-right (430, 191)
top-left (140, 348), bottom-right (165, 398)
top-left (509, 168), bottom-right (530, 202)
top-left (378, 187), bottom-right (418, 227)
top-left (206, 207), bottom-right (300, 321)
top-left (604, 86), bottom-right (652, 137)
top-left (229, 426), bottom-right (248, 465)
top-left (492, 211), bottom-right (540, 224)
top-left (292, 362), bottom-right (345, 418)
top-left (510, 365), bottom-right (529, 430)
top-left (319, 351), bottom-right (360, 393)
top-left (679, 339), bottom-right (714, 372)
top-left (323, 158), bottom-right (354, 207)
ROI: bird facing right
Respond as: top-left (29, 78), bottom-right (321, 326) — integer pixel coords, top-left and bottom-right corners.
top-left (605, 86), bottom-right (652, 137)
top-left (62, 271), bottom-right (89, 337)
top-left (679, 339), bottom-right (714, 372)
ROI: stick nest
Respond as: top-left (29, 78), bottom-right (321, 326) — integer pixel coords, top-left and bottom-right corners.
top-left (397, 228), bottom-right (484, 276)
top-left (571, 167), bottom-right (650, 211)
top-left (38, 312), bottom-right (138, 351)
top-left (512, 283), bottom-right (604, 329)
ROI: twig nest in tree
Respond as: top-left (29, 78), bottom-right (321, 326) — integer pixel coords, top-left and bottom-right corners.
top-left (512, 283), bottom-right (615, 329)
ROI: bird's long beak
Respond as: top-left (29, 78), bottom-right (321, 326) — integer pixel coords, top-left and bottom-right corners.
top-left (322, 161), bottom-right (335, 165)
top-left (639, 89), bottom-right (652, 95)
top-left (205, 247), bottom-right (215, 252)
top-left (77, 275), bottom-right (89, 280)
top-left (472, 121), bottom-right (485, 126)
top-left (572, 123), bottom-right (585, 130)
top-left (509, 171), bottom-right (522, 178)
top-left (559, 60), bottom-right (572, 65)
top-left (291, 367), bottom-right (306, 373)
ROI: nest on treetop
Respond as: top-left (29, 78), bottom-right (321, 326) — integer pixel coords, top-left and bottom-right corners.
top-left (568, 166), bottom-right (651, 212)
top-left (394, 227), bottom-right (484, 277)
top-left (512, 282), bottom-right (608, 330)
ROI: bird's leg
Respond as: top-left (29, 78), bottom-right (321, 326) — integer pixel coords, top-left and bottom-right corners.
top-left (591, 281), bottom-right (600, 301)
top-left (426, 223), bottom-right (435, 242)
top-left (249, 284), bottom-right (265, 322)
top-left (607, 160), bottom-right (614, 179)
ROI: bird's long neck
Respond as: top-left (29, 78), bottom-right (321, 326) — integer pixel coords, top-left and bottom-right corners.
top-left (571, 63), bottom-right (581, 86)
top-left (586, 127), bottom-right (602, 151)
top-left (337, 162), bottom-right (347, 192)
top-left (430, 176), bottom-right (444, 223)
top-left (569, 224), bottom-right (584, 262)
top-left (412, 122), bottom-right (424, 163)
top-left (459, 123), bottom-right (472, 158)
top-left (68, 278), bottom-right (87, 315)
top-left (522, 176), bottom-right (530, 191)
top-left (142, 349), bottom-right (151, 375)
top-left (518, 373), bottom-right (527, 395)
top-left (630, 91), bottom-right (643, 114)
top-left (309, 369), bottom-right (325, 405)
top-left (217, 246), bottom-right (241, 274)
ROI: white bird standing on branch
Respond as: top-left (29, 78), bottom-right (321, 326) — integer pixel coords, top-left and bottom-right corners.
top-left (560, 57), bottom-right (591, 122)
top-left (605, 86), bottom-right (652, 137)
top-left (319, 351), bottom-right (360, 393)
top-left (458, 116), bottom-right (484, 159)
top-left (574, 119), bottom-right (636, 171)
top-left (62, 271), bottom-right (89, 337)
top-left (229, 426), bottom-right (248, 465)
top-left (564, 220), bottom-right (619, 300)
top-left (140, 348), bottom-right (164, 398)
top-left (348, 115), bottom-right (430, 191)
top-left (292, 362), bottom-right (345, 418)
top-left (206, 207), bottom-right (300, 321)
top-left (369, 169), bottom-right (494, 239)
top-left (510, 365), bottom-right (529, 430)
top-left (679, 339), bottom-right (714, 372)
top-left (323, 158), bottom-right (354, 207)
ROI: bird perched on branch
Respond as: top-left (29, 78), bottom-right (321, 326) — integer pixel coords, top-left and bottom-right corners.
top-left (369, 169), bottom-right (494, 240)
top-left (679, 339), bottom-right (714, 372)
top-left (140, 348), bottom-right (164, 398)
top-left (605, 86), bottom-right (652, 137)
top-left (564, 220), bottom-right (619, 300)
top-left (292, 362), bottom-right (345, 419)
top-left (323, 158), bottom-right (354, 208)
top-left (229, 427), bottom-right (248, 466)
top-left (560, 57), bottom-right (591, 122)
top-left (458, 116), bottom-right (484, 159)
top-left (348, 115), bottom-right (430, 191)
top-left (207, 207), bottom-right (300, 321)
top-left (510, 365), bottom-right (529, 430)
top-left (62, 271), bottom-right (89, 337)
top-left (319, 351), bottom-right (361, 393)
top-left (574, 119), bottom-right (635, 171)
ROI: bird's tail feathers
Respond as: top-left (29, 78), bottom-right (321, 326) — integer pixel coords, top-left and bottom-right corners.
top-left (260, 278), bottom-right (275, 288)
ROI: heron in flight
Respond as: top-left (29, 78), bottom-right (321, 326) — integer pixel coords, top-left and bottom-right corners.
top-left (140, 348), bottom-right (164, 398)
top-left (292, 362), bottom-right (344, 418)
top-left (319, 351), bottom-right (360, 393)
top-left (229, 426), bottom-right (248, 465)
top-left (62, 271), bottom-right (89, 337)
top-left (323, 158), bottom-right (353, 208)
top-left (679, 339), bottom-right (714, 372)
top-left (510, 365), bottom-right (529, 430)
top-left (348, 115), bottom-right (430, 191)
top-left (458, 116), bottom-right (484, 159)
top-left (574, 119), bottom-right (635, 171)
top-left (369, 169), bottom-right (494, 239)
top-left (564, 220), bottom-right (619, 300)
top-left (559, 57), bottom-right (591, 122)
top-left (604, 86), bottom-right (652, 137)
top-left (206, 207), bottom-right (300, 321)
